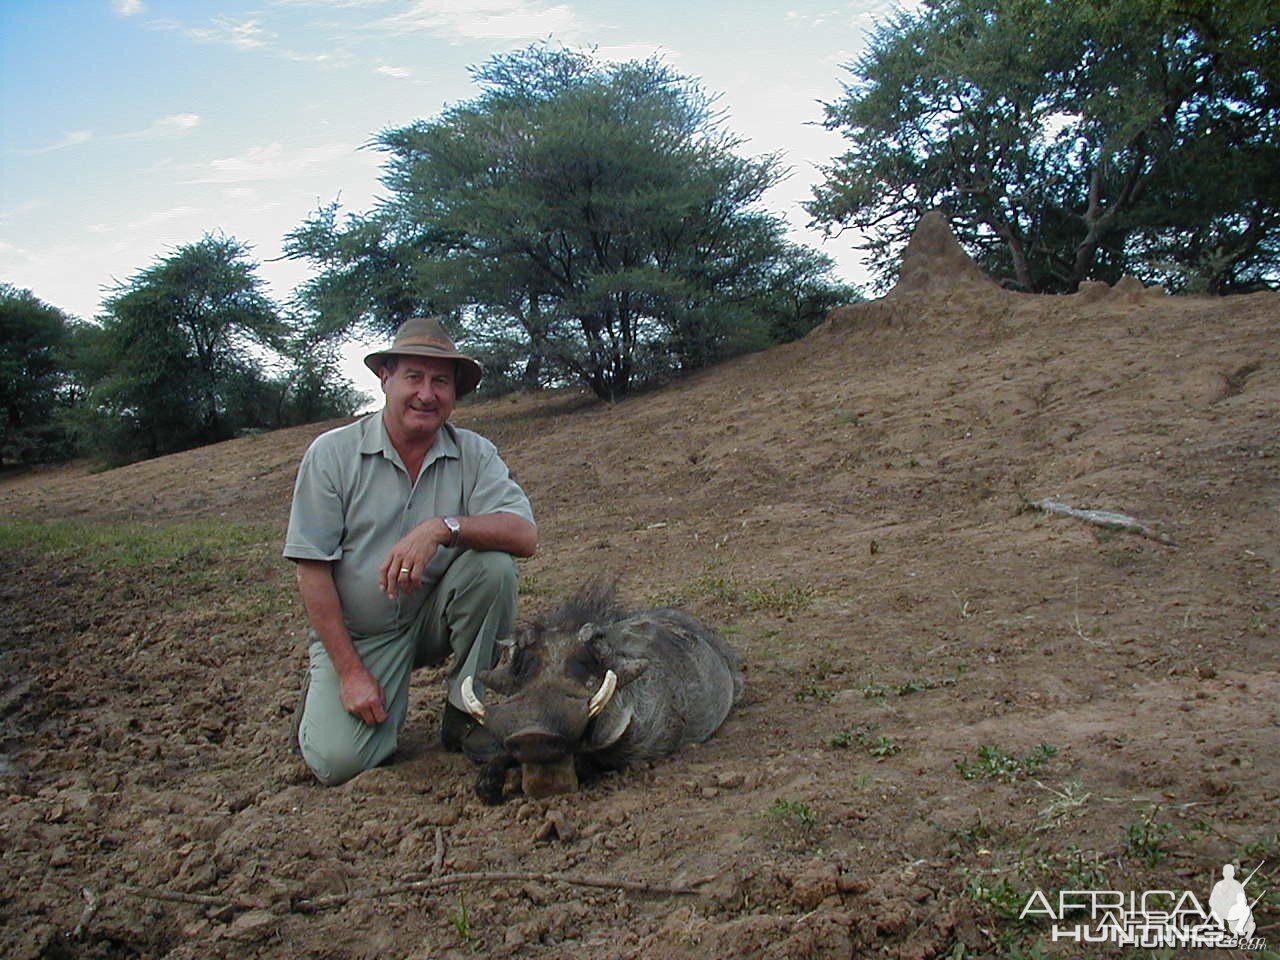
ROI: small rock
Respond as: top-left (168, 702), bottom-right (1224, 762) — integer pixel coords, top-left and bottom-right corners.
top-left (837, 873), bottom-right (869, 894)
top-left (503, 928), bottom-right (527, 950)
top-left (226, 909), bottom-right (278, 942)
top-left (47, 845), bottom-right (72, 868)
top-left (412, 803), bottom-right (460, 827)
top-left (533, 810), bottom-right (577, 843)
top-left (514, 802), bottom-right (541, 823)
top-left (181, 919), bottom-right (210, 939)
top-left (790, 863), bottom-right (839, 910)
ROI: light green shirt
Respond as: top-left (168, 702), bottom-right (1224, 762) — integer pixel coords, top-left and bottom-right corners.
top-left (284, 413), bottom-right (534, 637)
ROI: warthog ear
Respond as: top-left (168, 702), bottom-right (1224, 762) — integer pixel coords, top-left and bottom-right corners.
top-left (576, 623), bottom-right (606, 643)
top-left (579, 625), bottom-right (650, 686)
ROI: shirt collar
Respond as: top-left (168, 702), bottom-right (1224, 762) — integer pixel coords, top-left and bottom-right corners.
top-left (358, 411), bottom-right (460, 468)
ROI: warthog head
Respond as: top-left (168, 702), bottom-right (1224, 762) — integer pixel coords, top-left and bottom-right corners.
top-left (461, 619), bottom-right (641, 799)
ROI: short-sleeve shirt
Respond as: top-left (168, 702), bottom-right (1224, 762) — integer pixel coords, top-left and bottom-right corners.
top-left (284, 413), bottom-right (534, 638)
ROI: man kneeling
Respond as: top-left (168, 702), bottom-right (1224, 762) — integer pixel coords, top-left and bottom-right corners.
top-left (283, 318), bottom-right (537, 785)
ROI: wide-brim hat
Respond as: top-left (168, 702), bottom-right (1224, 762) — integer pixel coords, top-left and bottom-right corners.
top-left (363, 316), bottom-right (484, 398)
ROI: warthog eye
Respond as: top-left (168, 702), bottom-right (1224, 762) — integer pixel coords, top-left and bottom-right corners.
top-left (510, 644), bottom-right (542, 683)
top-left (565, 645), bottom-right (603, 684)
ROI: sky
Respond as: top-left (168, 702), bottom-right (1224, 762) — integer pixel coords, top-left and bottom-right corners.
top-left (0, 0), bottom-right (913, 390)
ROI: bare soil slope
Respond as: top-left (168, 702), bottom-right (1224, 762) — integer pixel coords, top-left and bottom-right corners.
top-left (2, 219), bottom-right (1277, 959)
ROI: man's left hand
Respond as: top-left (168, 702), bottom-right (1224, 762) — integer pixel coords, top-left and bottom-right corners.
top-left (379, 518), bottom-right (449, 599)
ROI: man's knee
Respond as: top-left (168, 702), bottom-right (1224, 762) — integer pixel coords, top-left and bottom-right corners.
top-left (300, 736), bottom-right (366, 787)
top-left (465, 550), bottom-right (518, 597)
top-left (299, 716), bottom-right (396, 787)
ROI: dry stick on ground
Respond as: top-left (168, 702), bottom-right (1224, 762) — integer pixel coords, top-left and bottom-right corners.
top-left (1028, 498), bottom-right (1178, 547)
top-left (125, 887), bottom-right (241, 908)
top-left (127, 871), bottom-right (716, 916)
top-left (73, 888), bottom-right (102, 939)
top-left (433, 827), bottom-right (447, 875)
top-left (295, 871), bottom-right (718, 912)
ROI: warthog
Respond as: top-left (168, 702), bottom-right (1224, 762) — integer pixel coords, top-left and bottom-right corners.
top-left (459, 582), bottom-right (744, 803)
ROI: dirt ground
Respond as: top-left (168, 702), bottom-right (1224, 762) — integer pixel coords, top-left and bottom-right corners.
top-left (2, 217), bottom-right (1277, 959)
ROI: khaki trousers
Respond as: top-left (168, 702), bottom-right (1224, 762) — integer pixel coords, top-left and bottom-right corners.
top-left (298, 550), bottom-right (517, 786)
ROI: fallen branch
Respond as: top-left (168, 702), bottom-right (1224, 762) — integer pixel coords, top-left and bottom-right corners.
top-left (126, 870), bottom-right (715, 916)
top-left (125, 886), bottom-right (248, 909)
top-left (1028, 498), bottom-right (1177, 546)
top-left (432, 827), bottom-right (447, 876)
top-left (294, 870), bottom-right (717, 912)
top-left (73, 888), bottom-right (101, 939)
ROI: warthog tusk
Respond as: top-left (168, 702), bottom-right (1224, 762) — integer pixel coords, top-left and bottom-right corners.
top-left (587, 670), bottom-right (618, 718)
top-left (460, 675), bottom-right (486, 720)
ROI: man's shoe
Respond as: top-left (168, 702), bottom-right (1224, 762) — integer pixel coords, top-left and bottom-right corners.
top-left (440, 701), bottom-right (474, 753)
top-left (441, 701), bottom-right (504, 761)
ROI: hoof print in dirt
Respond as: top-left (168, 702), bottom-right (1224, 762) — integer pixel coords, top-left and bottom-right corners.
top-left (458, 580), bottom-right (744, 802)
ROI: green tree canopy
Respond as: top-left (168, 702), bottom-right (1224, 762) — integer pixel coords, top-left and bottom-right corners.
top-left (86, 234), bottom-right (288, 463)
top-left (287, 45), bottom-right (853, 399)
top-left (808, 0), bottom-right (1280, 293)
top-left (0, 284), bottom-right (80, 464)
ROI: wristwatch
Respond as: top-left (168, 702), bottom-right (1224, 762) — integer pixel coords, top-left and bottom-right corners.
top-left (442, 515), bottom-right (462, 549)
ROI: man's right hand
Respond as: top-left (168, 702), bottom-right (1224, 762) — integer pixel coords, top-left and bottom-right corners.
top-left (295, 561), bottom-right (390, 727)
top-left (340, 665), bottom-right (389, 726)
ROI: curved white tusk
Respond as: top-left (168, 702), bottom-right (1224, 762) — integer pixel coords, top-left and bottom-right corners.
top-left (460, 675), bottom-right (486, 721)
top-left (587, 669), bottom-right (618, 718)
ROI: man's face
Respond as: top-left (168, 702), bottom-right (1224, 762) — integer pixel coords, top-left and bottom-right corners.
top-left (380, 355), bottom-right (457, 443)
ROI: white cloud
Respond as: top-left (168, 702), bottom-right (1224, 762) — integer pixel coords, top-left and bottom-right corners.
top-left (376, 0), bottom-right (583, 42)
top-left (0, 199), bottom-right (44, 227)
top-left (113, 0), bottom-right (145, 16)
top-left (132, 206), bottom-right (206, 229)
top-left (377, 64), bottom-right (412, 78)
top-left (160, 113), bottom-right (202, 131)
top-left (115, 113), bottom-right (203, 141)
top-left (152, 14), bottom-right (348, 67)
top-left (187, 141), bottom-right (355, 184)
top-left (0, 238), bottom-right (34, 260)
top-left (29, 130), bottom-right (94, 153)
top-left (284, 47), bottom-right (347, 64)
top-left (186, 17), bottom-right (273, 50)
top-left (270, 0), bottom-right (388, 6)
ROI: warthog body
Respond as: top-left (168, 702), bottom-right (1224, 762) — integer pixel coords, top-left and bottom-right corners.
top-left (461, 583), bottom-right (744, 803)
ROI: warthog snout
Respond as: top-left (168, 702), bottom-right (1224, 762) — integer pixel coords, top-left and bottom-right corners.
top-left (504, 729), bottom-right (572, 764)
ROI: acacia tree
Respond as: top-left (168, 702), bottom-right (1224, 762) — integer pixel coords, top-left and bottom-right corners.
top-left (285, 203), bottom-right (436, 340)
top-left (288, 45), bottom-right (849, 399)
top-left (0, 285), bottom-right (79, 464)
top-left (808, 0), bottom-right (1280, 293)
top-left (88, 235), bottom-right (287, 462)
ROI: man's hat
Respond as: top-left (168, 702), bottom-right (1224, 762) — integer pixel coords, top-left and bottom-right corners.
top-left (363, 317), bottom-right (484, 398)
